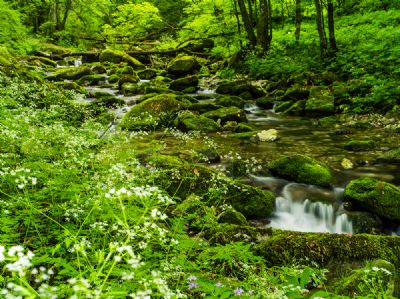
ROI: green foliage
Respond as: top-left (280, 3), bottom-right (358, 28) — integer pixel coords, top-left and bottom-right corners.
top-left (102, 2), bottom-right (163, 44)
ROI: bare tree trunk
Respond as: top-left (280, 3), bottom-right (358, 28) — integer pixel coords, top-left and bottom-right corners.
top-left (327, 0), bottom-right (338, 52)
top-left (314, 0), bottom-right (327, 57)
top-left (237, 0), bottom-right (257, 48)
top-left (295, 0), bottom-right (302, 44)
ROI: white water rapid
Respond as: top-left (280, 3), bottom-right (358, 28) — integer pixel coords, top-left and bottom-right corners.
top-left (269, 183), bottom-right (353, 234)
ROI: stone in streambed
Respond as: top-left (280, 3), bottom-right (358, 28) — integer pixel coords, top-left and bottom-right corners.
top-left (214, 95), bottom-right (246, 109)
top-left (256, 129), bottom-right (278, 142)
top-left (269, 154), bottom-right (333, 187)
top-left (343, 177), bottom-right (400, 221)
top-left (119, 94), bottom-right (189, 130)
top-left (202, 106), bottom-right (247, 125)
top-left (47, 66), bottom-right (92, 81)
top-left (167, 56), bottom-right (200, 76)
top-left (173, 111), bottom-right (220, 132)
top-left (169, 75), bottom-right (199, 92)
top-left (99, 49), bottom-right (143, 68)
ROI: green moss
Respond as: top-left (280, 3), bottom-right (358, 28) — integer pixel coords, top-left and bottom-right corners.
top-left (204, 223), bottom-right (271, 244)
top-left (47, 66), bottom-right (92, 81)
top-left (118, 74), bottom-right (140, 88)
top-left (167, 56), bottom-right (200, 76)
top-left (189, 102), bottom-right (222, 114)
top-left (227, 131), bottom-right (256, 140)
top-left (274, 101), bottom-right (294, 113)
top-left (54, 82), bottom-right (87, 94)
top-left (234, 123), bottom-right (254, 133)
top-left (343, 139), bottom-right (375, 151)
top-left (108, 74), bottom-right (119, 84)
top-left (119, 94), bottom-right (188, 130)
top-left (174, 111), bottom-right (220, 132)
top-left (269, 154), bottom-right (333, 187)
top-left (146, 155), bottom-right (275, 218)
top-left (282, 84), bottom-right (310, 101)
top-left (305, 90), bottom-right (335, 116)
top-left (26, 56), bottom-right (57, 67)
top-left (348, 211), bottom-right (382, 234)
top-left (343, 177), bottom-right (400, 221)
top-left (217, 206), bottom-right (248, 225)
top-left (76, 74), bottom-right (105, 86)
top-left (116, 65), bottom-right (134, 75)
top-left (169, 75), bottom-right (199, 92)
top-left (319, 116), bottom-right (337, 127)
top-left (99, 49), bottom-right (143, 68)
top-left (121, 83), bottom-right (141, 96)
top-left (256, 96), bottom-right (275, 109)
top-left (91, 64), bottom-right (107, 74)
top-left (333, 259), bottom-right (395, 297)
top-left (137, 69), bottom-right (157, 80)
top-left (377, 148), bottom-right (400, 164)
top-left (216, 80), bottom-right (265, 98)
top-left (284, 100), bottom-right (306, 116)
top-left (202, 106), bottom-right (247, 124)
top-left (215, 95), bottom-right (246, 109)
top-left (91, 96), bottom-right (125, 109)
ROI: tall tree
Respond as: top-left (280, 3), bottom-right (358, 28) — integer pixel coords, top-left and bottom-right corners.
top-left (294, 0), bottom-right (302, 44)
top-left (314, 0), bottom-right (338, 57)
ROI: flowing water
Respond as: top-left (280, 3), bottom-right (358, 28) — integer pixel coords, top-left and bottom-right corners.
top-left (55, 59), bottom-right (400, 234)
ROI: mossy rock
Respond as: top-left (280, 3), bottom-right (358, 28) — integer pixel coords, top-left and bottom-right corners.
top-left (348, 211), bottom-right (382, 234)
top-left (137, 69), bottom-right (157, 80)
top-left (54, 82), bottom-right (87, 94)
top-left (333, 259), bottom-right (395, 297)
top-left (274, 101), bottom-right (294, 113)
top-left (216, 80), bottom-right (265, 99)
top-left (202, 106), bottom-right (247, 124)
top-left (256, 96), bottom-right (275, 109)
top-left (234, 123), bottom-right (254, 133)
top-left (169, 75), bottom-right (199, 92)
top-left (305, 87), bottom-right (335, 116)
top-left (108, 74), bottom-right (119, 84)
top-left (215, 95), bottom-right (246, 109)
top-left (217, 206), bottom-right (248, 225)
top-left (167, 56), bottom-right (200, 76)
top-left (204, 223), bottom-right (269, 244)
top-left (91, 64), bottom-right (107, 74)
top-left (343, 140), bottom-right (375, 151)
top-left (254, 230), bottom-right (400, 295)
top-left (173, 111), bottom-right (220, 132)
top-left (269, 154), bottom-right (333, 187)
top-left (284, 100), bottom-right (306, 116)
top-left (99, 49), bottom-right (143, 68)
top-left (282, 84), bottom-right (310, 101)
top-left (40, 43), bottom-right (71, 55)
top-left (189, 102), bottom-right (222, 114)
top-left (116, 66), bottom-right (135, 75)
top-left (91, 96), bottom-right (125, 109)
top-left (319, 116), bottom-right (337, 127)
top-left (120, 94), bottom-right (188, 130)
top-left (76, 74), bottom-right (106, 86)
top-left (343, 177), bottom-right (400, 221)
top-left (377, 148), bottom-right (400, 164)
top-left (26, 56), bottom-right (57, 67)
top-left (146, 155), bottom-right (275, 218)
top-left (227, 131), bottom-right (257, 140)
top-left (121, 83), bottom-right (142, 96)
top-left (47, 66), bottom-right (92, 81)
top-left (118, 74), bottom-right (140, 89)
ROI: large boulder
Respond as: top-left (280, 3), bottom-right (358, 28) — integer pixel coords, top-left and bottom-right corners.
top-left (343, 177), bottom-right (400, 221)
top-left (214, 95), bottom-right (246, 109)
top-left (216, 80), bottom-right (265, 99)
top-left (281, 84), bottom-right (310, 101)
top-left (167, 56), bottom-right (200, 76)
top-left (184, 38), bottom-right (214, 52)
top-left (305, 86), bottom-right (335, 116)
top-left (146, 155), bottom-right (275, 219)
top-left (202, 106), bottom-right (247, 124)
top-left (47, 66), bottom-right (92, 81)
top-left (173, 111), bottom-right (220, 132)
top-left (269, 154), bottom-right (333, 187)
top-left (169, 75), bottom-right (199, 92)
top-left (99, 49), bottom-right (143, 68)
top-left (119, 94), bottom-right (189, 130)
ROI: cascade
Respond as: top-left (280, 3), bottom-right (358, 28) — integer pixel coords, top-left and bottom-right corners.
top-left (269, 183), bottom-right (353, 234)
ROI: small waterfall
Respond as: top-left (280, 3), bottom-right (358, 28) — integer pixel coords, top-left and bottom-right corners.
top-left (74, 59), bottom-right (82, 67)
top-left (269, 183), bottom-right (353, 234)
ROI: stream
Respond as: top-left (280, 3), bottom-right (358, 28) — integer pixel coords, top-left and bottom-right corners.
top-left (54, 58), bottom-right (400, 235)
